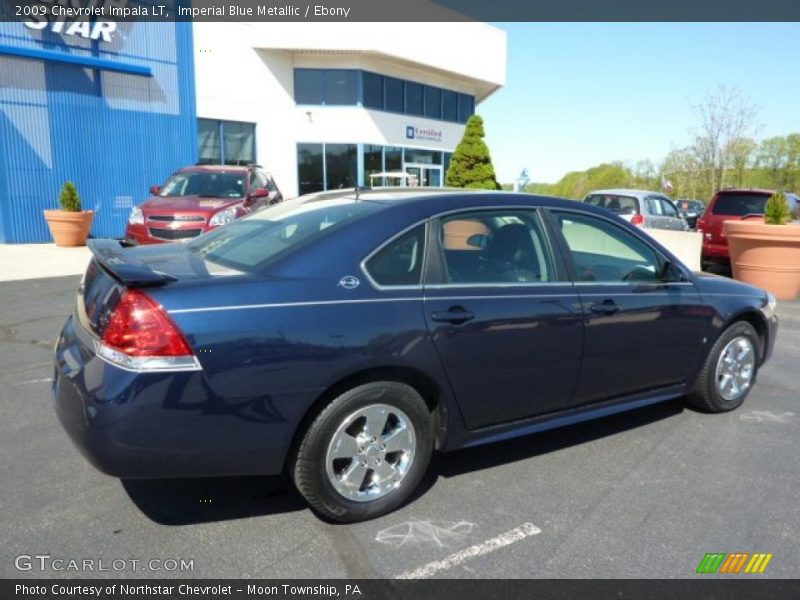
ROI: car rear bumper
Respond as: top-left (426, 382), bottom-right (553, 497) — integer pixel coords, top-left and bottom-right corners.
top-left (52, 315), bottom-right (294, 479)
top-left (764, 313), bottom-right (778, 365)
top-left (701, 241), bottom-right (730, 261)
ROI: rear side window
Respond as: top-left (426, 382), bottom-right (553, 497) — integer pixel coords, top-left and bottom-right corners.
top-left (187, 198), bottom-right (379, 272)
top-left (585, 194), bottom-right (639, 216)
top-left (437, 210), bottom-right (554, 284)
top-left (711, 193), bottom-right (769, 216)
top-left (364, 225), bottom-right (426, 287)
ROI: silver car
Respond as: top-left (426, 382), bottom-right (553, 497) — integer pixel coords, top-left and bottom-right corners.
top-left (583, 189), bottom-right (689, 231)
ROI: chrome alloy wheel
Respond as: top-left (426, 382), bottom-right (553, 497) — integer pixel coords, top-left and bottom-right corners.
top-left (325, 403), bottom-right (416, 502)
top-left (715, 336), bottom-right (755, 401)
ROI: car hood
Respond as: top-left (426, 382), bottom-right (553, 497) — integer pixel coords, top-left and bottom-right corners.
top-left (692, 271), bottom-right (769, 302)
top-left (141, 195), bottom-right (242, 213)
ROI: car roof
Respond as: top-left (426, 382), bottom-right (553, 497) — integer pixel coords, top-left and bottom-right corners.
top-left (291, 187), bottom-right (612, 216)
top-left (585, 189), bottom-right (664, 198)
top-left (178, 165), bottom-right (250, 174)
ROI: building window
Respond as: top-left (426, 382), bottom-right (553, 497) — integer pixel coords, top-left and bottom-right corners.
top-left (385, 147), bottom-right (403, 171)
top-left (443, 152), bottom-right (453, 177)
top-left (404, 148), bottom-right (441, 165)
top-left (363, 144), bottom-right (383, 185)
top-left (424, 86), bottom-right (442, 120)
top-left (293, 69), bottom-right (475, 125)
top-left (294, 69), bottom-right (324, 104)
top-left (384, 76), bottom-right (404, 113)
top-left (223, 121), bottom-right (256, 166)
top-left (324, 70), bottom-right (358, 105)
top-left (198, 119), bottom-right (255, 165)
top-left (325, 144), bottom-right (358, 190)
top-left (297, 143), bottom-right (324, 195)
top-left (198, 119), bottom-right (221, 164)
top-left (442, 90), bottom-right (458, 122)
top-left (405, 82), bottom-right (423, 116)
top-left (458, 93), bottom-right (475, 123)
top-left (295, 69), bottom-right (357, 105)
top-left (362, 72), bottom-right (384, 110)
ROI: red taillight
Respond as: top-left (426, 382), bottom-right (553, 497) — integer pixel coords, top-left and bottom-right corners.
top-left (630, 213), bottom-right (644, 226)
top-left (103, 290), bottom-right (193, 357)
top-left (697, 218), bottom-right (706, 232)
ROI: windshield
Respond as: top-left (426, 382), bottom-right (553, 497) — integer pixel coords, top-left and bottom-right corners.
top-left (585, 194), bottom-right (639, 215)
top-left (186, 197), bottom-right (382, 272)
top-left (711, 193), bottom-right (768, 216)
top-left (159, 171), bottom-right (246, 199)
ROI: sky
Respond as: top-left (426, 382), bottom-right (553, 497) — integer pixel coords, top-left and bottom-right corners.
top-left (480, 23), bottom-right (800, 184)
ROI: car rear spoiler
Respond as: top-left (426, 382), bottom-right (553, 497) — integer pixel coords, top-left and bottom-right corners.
top-left (87, 239), bottom-right (177, 287)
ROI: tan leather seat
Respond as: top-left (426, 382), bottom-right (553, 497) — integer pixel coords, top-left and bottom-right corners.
top-left (442, 219), bottom-right (490, 250)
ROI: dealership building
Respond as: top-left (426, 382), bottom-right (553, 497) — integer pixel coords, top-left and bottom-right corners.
top-left (0, 20), bottom-right (506, 243)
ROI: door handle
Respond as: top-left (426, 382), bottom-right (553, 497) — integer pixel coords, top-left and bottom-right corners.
top-left (589, 299), bottom-right (620, 315)
top-left (431, 306), bottom-right (475, 325)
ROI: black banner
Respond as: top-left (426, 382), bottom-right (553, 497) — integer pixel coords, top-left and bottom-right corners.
top-left (4, 579), bottom-right (800, 600)
top-left (2, 0), bottom-right (800, 22)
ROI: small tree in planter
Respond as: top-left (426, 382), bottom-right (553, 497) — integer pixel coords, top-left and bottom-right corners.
top-left (43, 181), bottom-right (95, 247)
top-left (763, 191), bottom-right (791, 225)
top-left (725, 190), bottom-right (800, 299)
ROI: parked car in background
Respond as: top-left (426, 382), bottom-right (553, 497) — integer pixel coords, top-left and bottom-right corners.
top-left (125, 164), bottom-right (282, 245)
top-left (674, 199), bottom-right (705, 230)
top-left (698, 189), bottom-right (799, 270)
top-left (54, 189), bottom-right (777, 522)
top-left (584, 189), bottom-right (688, 231)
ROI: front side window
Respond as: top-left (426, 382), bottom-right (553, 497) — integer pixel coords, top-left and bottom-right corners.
top-left (364, 225), bottom-right (426, 287)
top-left (659, 198), bottom-right (679, 217)
top-left (552, 211), bottom-right (663, 283)
top-left (646, 197), bottom-right (664, 215)
top-left (438, 210), bottom-right (554, 284)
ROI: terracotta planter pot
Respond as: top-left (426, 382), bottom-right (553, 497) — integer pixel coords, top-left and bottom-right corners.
top-left (724, 220), bottom-right (800, 300)
top-left (43, 210), bottom-right (94, 247)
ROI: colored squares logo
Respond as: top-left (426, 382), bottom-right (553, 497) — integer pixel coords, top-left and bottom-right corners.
top-left (406, 126), bottom-right (415, 139)
top-left (697, 552), bottom-right (773, 574)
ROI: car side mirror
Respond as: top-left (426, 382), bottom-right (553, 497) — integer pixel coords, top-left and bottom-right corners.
top-left (661, 261), bottom-right (685, 283)
top-left (246, 188), bottom-right (270, 205)
top-left (149, 185), bottom-right (160, 195)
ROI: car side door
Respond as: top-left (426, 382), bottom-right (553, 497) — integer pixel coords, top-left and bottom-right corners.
top-left (422, 208), bottom-right (585, 429)
top-left (659, 196), bottom-right (686, 230)
top-left (546, 209), bottom-right (708, 405)
top-left (644, 195), bottom-right (666, 229)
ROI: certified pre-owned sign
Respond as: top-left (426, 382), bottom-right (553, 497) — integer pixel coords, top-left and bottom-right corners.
top-left (405, 124), bottom-right (443, 143)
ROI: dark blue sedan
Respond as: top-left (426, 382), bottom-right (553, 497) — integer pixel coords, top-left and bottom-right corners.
top-left (53, 190), bottom-right (778, 522)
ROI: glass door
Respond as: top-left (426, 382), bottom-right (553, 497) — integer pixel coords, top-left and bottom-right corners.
top-left (405, 164), bottom-right (442, 187)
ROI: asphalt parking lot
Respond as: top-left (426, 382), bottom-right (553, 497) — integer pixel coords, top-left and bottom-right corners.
top-left (1, 275), bottom-right (798, 579)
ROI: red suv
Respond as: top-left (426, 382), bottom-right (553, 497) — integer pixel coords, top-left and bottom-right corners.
top-left (125, 165), bottom-right (282, 245)
top-left (699, 188), bottom-right (799, 270)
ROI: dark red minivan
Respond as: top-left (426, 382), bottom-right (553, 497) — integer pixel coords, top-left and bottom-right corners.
top-left (699, 188), bottom-right (799, 269)
top-left (125, 165), bottom-right (282, 245)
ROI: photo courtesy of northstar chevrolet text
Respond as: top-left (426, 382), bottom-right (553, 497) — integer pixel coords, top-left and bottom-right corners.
top-left (0, 0), bottom-right (798, 597)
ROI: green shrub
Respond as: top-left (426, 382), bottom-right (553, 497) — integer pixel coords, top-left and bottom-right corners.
top-left (763, 191), bottom-right (790, 225)
top-left (59, 181), bottom-right (82, 212)
top-left (445, 115), bottom-right (501, 190)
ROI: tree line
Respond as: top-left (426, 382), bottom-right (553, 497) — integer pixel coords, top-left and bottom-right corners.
top-left (520, 86), bottom-right (800, 202)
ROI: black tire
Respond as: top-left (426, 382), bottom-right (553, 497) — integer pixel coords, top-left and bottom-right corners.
top-left (290, 381), bottom-right (434, 523)
top-left (686, 321), bottom-right (760, 413)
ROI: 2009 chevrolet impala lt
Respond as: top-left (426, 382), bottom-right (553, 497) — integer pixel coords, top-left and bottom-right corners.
top-left (53, 190), bottom-right (778, 522)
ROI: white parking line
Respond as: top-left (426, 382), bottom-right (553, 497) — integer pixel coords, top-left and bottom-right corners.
top-left (395, 522), bottom-right (541, 579)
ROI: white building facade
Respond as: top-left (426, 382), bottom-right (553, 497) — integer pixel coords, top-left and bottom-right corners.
top-left (192, 22), bottom-right (507, 197)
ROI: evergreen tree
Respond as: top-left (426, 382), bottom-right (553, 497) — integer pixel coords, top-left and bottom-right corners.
top-left (59, 181), bottom-right (82, 212)
top-left (445, 115), bottom-right (500, 190)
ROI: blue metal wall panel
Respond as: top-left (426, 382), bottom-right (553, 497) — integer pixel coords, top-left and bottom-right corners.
top-left (0, 21), bottom-right (197, 243)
